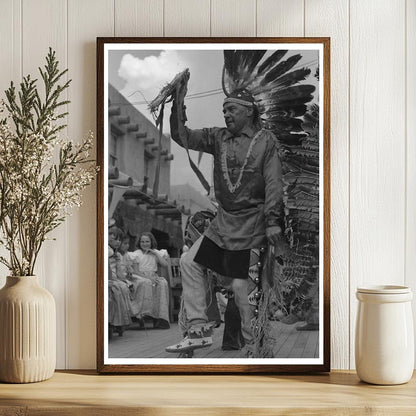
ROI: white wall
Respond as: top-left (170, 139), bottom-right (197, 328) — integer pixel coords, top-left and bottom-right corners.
top-left (0, 0), bottom-right (414, 370)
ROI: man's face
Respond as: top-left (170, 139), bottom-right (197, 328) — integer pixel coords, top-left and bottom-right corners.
top-left (223, 102), bottom-right (252, 135)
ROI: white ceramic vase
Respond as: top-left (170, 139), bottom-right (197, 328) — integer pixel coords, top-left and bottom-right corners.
top-left (0, 276), bottom-right (56, 383)
top-left (355, 285), bottom-right (414, 385)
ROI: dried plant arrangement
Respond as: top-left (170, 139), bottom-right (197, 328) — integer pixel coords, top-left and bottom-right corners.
top-left (0, 48), bottom-right (96, 276)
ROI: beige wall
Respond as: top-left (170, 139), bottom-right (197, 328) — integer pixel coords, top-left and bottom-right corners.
top-left (0, 0), bottom-right (414, 370)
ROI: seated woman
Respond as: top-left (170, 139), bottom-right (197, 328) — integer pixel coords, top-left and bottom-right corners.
top-left (108, 226), bottom-right (133, 337)
top-left (127, 232), bottom-right (170, 329)
top-left (118, 235), bottom-right (153, 325)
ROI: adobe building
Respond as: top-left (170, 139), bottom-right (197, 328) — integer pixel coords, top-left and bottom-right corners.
top-left (108, 84), bottom-right (185, 256)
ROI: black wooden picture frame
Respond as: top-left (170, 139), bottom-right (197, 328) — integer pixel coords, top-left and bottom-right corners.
top-left (97, 37), bottom-right (330, 374)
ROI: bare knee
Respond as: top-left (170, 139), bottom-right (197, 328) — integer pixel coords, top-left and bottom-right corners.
top-left (231, 278), bottom-right (247, 294)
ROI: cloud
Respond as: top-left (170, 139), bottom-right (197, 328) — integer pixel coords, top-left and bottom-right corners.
top-left (118, 50), bottom-right (186, 93)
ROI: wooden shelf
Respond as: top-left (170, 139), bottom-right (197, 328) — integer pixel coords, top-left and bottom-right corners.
top-left (0, 370), bottom-right (415, 415)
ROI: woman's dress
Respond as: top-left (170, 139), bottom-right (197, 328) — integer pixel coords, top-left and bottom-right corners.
top-left (108, 247), bottom-right (132, 327)
top-left (127, 249), bottom-right (170, 325)
top-left (119, 253), bottom-right (153, 318)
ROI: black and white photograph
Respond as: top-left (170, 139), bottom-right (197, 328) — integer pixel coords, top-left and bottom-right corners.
top-left (97, 38), bottom-right (330, 373)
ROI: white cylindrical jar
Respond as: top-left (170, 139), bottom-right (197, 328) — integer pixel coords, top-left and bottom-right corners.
top-left (355, 285), bottom-right (414, 385)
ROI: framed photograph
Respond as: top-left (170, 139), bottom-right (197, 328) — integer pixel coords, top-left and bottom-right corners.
top-left (97, 37), bottom-right (330, 373)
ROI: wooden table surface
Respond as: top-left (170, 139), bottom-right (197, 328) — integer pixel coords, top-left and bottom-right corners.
top-left (0, 370), bottom-right (415, 415)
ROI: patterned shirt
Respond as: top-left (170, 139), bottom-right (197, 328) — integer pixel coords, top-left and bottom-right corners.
top-left (171, 122), bottom-right (283, 250)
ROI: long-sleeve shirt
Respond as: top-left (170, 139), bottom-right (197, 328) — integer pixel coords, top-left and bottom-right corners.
top-left (170, 113), bottom-right (283, 250)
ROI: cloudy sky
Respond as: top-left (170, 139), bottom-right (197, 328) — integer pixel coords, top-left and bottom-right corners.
top-left (108, 46), bottom-right (319, 194)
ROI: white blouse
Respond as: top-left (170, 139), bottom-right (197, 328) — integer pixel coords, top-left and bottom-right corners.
top-left (128, 249), bottom-right (168, 273)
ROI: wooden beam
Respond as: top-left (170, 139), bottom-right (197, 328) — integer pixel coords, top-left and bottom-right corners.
top-left (109, 106), bottom-right (121, 116)
top-left (118, 116), bottom-right (130, 125)
top-left (127, 123), bottom-right (139, 132)
top-left (153, 209), bottom-right (181, 216)
top-left (108, 177), bottom-right (133, 187)
top-left (153, 204), bottom-right (173, 210)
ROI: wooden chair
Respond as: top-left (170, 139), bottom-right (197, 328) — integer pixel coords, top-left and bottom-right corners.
top-left (166, 258), bottom-right (182, 323)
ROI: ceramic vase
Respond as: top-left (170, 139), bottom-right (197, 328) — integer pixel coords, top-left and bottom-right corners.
top-left (355, 285), bottom-right (414, 385)
top-left (0, 276), bottom-right (56, 383)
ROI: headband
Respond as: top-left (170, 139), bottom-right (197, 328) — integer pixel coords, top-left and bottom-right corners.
top-left (223, 97), bottom-right (255, 107)
top-left (223, 89), bottom-right (256, 108)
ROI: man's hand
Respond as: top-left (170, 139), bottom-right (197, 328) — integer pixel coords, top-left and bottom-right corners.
top-left (266, 225), bottom-right (282, 245)
top-left (177, 78), bottom-right (188, 101)
top-left (172, 78), bottom-right (188, 110)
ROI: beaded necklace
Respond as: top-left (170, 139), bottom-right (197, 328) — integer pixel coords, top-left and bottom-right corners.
top-left (220, 129), bottom-right (263, 193)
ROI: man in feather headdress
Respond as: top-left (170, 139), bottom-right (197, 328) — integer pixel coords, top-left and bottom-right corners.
top-left (165, 79), bottom-right (284, 357)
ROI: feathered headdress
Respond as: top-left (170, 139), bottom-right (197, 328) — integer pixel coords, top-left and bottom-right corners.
top-left (222, 49), bottom-right (319, 248)
top-left (222, 50), bottom-right (315, 147)
top-left (222, 50), bottom-right (320, 356)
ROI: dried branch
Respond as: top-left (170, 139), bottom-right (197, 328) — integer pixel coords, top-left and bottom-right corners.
top-left (0, 49), bottom-right (96, 276)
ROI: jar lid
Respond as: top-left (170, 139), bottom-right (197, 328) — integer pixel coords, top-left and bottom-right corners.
top-left (357, 285), bottom-right (411, 294)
